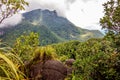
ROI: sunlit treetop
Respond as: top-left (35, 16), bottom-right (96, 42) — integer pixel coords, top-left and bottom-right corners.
top-left (0, 0), bottom-right (28, 23)
top-left (100, 0), bottom-right (120, 33)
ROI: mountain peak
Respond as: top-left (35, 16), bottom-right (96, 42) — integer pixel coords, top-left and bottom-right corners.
top-left (0, 9), bottom-right (104, 45)
top-left (20, 9), bottom-right (104, 40)
top-left (23, 9), bottom-right (58, 20)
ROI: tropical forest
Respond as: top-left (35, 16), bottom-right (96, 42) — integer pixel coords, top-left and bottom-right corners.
top-left (0, 0), bottom-right (120, 80)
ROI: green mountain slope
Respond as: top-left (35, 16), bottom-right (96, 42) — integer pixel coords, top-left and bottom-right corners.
top-left (0, 21), bottom-right (64, 45)
top-left (0, 9), bottom-right (104, 45)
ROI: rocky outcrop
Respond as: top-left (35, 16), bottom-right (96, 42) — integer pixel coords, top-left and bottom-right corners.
top-left (29, 60), bottom-right (67, 80)
top-left (29, 61), bottom-right (43, 80)
top-left (27, 59), bottom-right (75, 80)
top-left (42, 60), bottom-right (67, 80)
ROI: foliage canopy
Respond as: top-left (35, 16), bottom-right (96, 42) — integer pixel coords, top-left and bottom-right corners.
top-left (0, 0), bottom-right (28, 23)
top-left (100, 0), bottom-right (120, 33)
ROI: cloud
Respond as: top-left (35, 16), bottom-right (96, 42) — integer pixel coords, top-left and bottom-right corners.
top-left (25, 0), bottom-right (76, 17)
top-left (0, 0), bottom-right (77, 27)
top-left (66, 0), bottom-right (76, 3)
top-left (0, 0), bottom-right (107, 30)
top-left (0, 14), bottom-right (22, 28)
top-left (66, 0), bottom-right (107, 30)
top-left (81, 0), bottom-right (98, 3)
top-left (65, 0), bottom-right (77, 9)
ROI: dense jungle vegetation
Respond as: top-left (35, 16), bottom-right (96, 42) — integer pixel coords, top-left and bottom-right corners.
top-left (1, 30), bottom-right (120, 80)
top-left (0, 0), bottom-right (120, 80)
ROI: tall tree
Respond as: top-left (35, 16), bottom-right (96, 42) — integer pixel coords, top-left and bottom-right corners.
top-left (100, 0), bottom-right (120, 33)
top-left (0, 0), bottom-right (28, 23)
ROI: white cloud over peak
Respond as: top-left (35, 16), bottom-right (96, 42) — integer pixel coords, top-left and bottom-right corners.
top-left (0, 0), bottom-right (108, 30)
top-left (25, 0), bottom-right (77, 17)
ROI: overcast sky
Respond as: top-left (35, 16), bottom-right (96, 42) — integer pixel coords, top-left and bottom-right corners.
top-left (0, 0), bottom-right (108, 30)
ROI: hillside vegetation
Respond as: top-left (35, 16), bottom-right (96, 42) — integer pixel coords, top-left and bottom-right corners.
top-left (0, 0), bottom-right (120, 79)
top-left (0, 32), bottom-right (120, 80)
top-left (0, 9), bottom-right (103, 46)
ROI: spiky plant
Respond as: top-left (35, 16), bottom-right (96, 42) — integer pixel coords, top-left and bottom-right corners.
top-left (0, 52), bottom-right (27, 80)
top-left (33, 46), bottom-right (58, 63)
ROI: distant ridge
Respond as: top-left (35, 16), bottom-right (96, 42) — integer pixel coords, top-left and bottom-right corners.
top-left (0, 9), bottom-right (104, 45)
